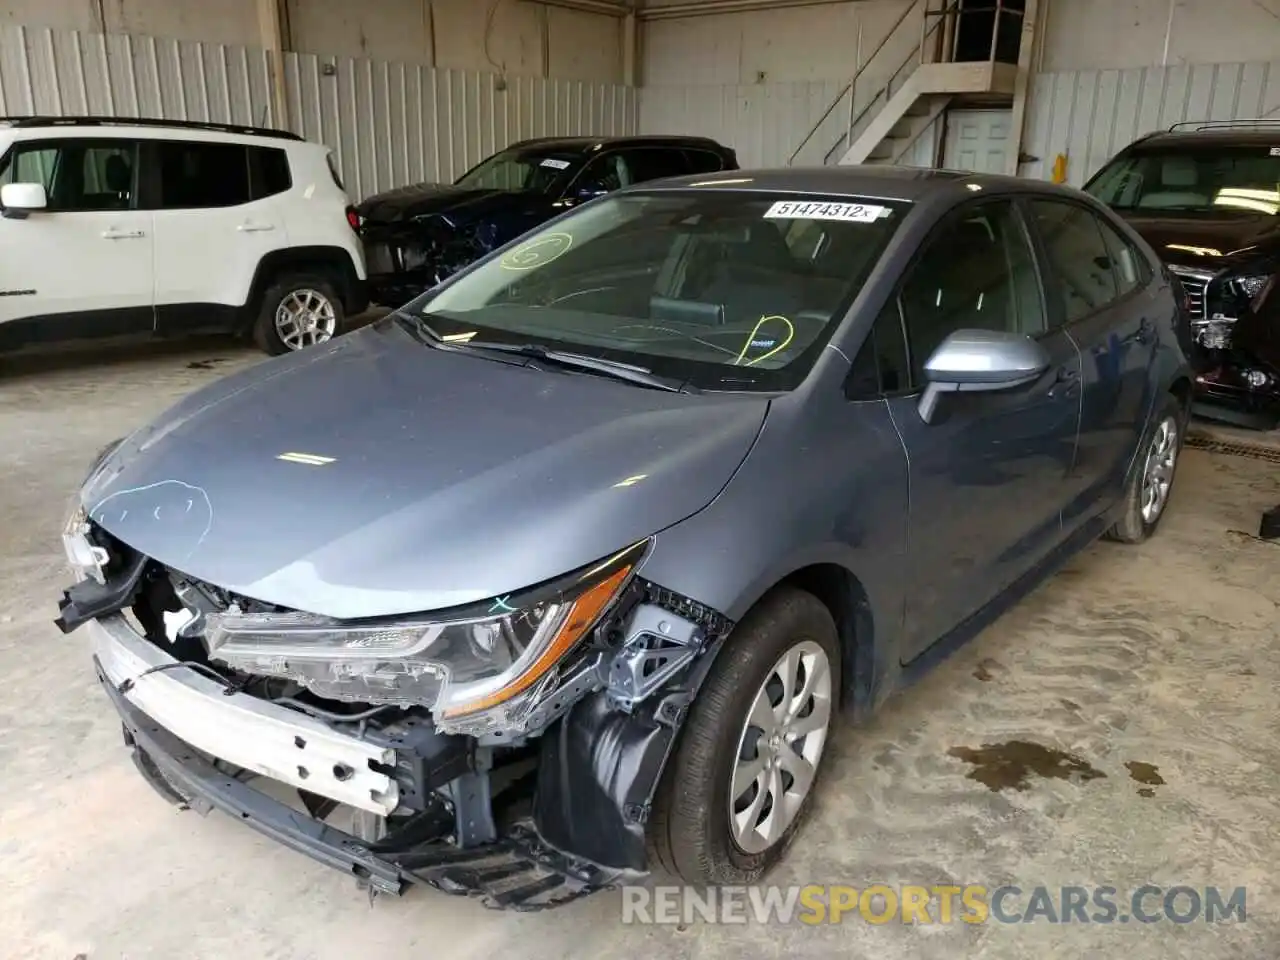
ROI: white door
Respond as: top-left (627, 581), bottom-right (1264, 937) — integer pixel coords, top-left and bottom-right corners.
top-left (943, 109), bottom-right (1014, 175)
top-left (150, 139), bottom-right (287, 335)
top-left (0, 138), bottom-right (153, 338)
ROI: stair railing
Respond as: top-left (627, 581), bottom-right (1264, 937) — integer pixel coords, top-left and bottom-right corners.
top-left (787, 0), bottom-right (926, 166)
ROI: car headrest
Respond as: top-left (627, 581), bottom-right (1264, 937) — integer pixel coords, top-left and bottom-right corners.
top-left (1160, 157), bottom-right (1198, 188)
top-left (105, 155), bottom-right (132, 193)
top-left (650, 296), bottom-right (726, 327)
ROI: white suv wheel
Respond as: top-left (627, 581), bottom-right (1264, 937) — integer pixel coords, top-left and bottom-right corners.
top-left (275, 288), bottom-right (337, 350)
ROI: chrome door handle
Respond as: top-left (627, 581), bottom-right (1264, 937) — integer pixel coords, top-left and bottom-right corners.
top-left (102, 228), bottom-right (146, 239)
top-left (237, 222), bottom-right (276, 233)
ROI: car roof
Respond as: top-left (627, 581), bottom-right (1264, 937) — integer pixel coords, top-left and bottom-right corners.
top-left (504, 134), bottom-right (731, 154)
top-left (1126, 126), bottom-right (1280, 150)
top-left (627, 164), bottom-right (1088, 203)
top-left (0, 115), bottom-right (303, 144)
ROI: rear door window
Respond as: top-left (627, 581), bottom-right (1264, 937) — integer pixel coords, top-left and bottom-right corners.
top-left (683, 149), bottom-right (727, 174)
top-left (156, 140), bottom-right (250, 209)
top-left (1096, 217), bottom-right (1150, 296)
top-left (620, 148), bottom-right (691, 184)
top-left (249, 146), bottom-right (292, 199)
top-left (1028, 199), bottom-right (1121, 323)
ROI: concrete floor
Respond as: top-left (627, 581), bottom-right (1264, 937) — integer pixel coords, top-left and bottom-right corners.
top-left (2, 339), bottom-right (1279, 960)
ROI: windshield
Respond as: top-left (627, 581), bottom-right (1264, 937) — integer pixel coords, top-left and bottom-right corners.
top-left (1085, 144), bottom-right (1280, 215)
top-left (454, 148), bottom-right (579, 193)
top-left (406, 190), bottom-right (908, 391)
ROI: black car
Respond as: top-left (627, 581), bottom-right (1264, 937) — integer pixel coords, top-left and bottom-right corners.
top-left (358, 134), bottom-right (738, 305)
top-left (1084, 121), bottom-right (1280, 428)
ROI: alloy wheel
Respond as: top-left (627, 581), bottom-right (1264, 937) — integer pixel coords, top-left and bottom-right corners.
top-left (275, 289), bottom-right (337, 350)
top-left (1140, 415), bottom-right (1179, 524)
top-left (728, 639), bottom-right (833, 854)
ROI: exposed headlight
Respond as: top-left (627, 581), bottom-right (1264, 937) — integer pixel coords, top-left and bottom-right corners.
top-left (61, 437), bottom-right (126, 583)
top-left (202, 542), bottom-right (645, 733)
top-left (1193, 314), bottom-right (1237, 350)
top-left (61, 502), bottom-right (109, 583)
top-left (1230, 274), bottom-right (1270, 300)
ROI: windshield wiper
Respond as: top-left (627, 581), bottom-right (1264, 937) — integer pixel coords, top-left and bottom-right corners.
top-left (464, 341), bottom-right (698, 393)
top-left (392, 312), bottom-right (696, 392)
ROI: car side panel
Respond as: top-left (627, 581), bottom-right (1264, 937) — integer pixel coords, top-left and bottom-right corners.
top-left (280, 146), bottom-right (366, 282)
top-left (637, 381), bottom-right (911, 712)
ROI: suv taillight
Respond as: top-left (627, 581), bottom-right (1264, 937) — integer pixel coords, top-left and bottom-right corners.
top-left (345, 206), bottom-right (361, 232)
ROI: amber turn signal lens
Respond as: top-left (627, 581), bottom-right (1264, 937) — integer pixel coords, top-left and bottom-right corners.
top-left (440, 564), bottom-right (633, 718)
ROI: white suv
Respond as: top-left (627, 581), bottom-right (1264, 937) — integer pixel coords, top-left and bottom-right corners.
top-left (0, 116), bottom-right (367, 355)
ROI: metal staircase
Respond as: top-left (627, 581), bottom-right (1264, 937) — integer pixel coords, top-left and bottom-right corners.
top-left (789, 0), bottom-right (1026, 169)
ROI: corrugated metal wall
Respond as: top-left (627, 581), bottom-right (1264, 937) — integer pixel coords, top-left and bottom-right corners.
top-left (638, 80), bottom-right (944, 170)
top-left (0, 24), bottom-right (636, 202)
top-left (282, 54), bottom-right (635, 202)
top-left (638, 81), bottom-right (846, 169)
top-left (1022, 59), bottom-right (1280, 186)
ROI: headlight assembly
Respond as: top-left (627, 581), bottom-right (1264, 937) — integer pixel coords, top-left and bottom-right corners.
top-left (202, 541), bottom-right (646, 734)
top-left (1230, 274), bottom-right (1270, 300)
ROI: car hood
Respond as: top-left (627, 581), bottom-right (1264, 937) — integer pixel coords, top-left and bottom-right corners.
top-left (1117, 212), bottom-right (1280, 271)
top-left (81, 321), bottom-right (770, 620)
top-left (357, 183), bottom-right (544, 225)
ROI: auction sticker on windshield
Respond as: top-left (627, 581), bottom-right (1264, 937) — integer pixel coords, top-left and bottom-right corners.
top-left (764, 200), bottom-right (890, 222)
top-left (541, 158), bottom-right (572, 169)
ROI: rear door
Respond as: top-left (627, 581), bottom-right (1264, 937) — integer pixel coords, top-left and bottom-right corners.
top-left (0, 137), bottom-right (152, 340)
top-left (1025, 198), bottom-right (1159, 531)
top-left (149, 138), bottom-right (287, 335)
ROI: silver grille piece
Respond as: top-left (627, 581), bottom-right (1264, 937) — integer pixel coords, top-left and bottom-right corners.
top-left (1170, 266), bottom-right (1211, 322)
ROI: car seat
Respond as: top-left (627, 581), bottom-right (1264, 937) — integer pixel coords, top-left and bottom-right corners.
top-left (1137, 155), bottom-right (1207, 209)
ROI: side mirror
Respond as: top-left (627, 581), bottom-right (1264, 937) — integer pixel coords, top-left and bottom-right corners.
top-left (917, 328), bottom-right (1050, 424)
top-left (1, 182), bottom-right (48, 219)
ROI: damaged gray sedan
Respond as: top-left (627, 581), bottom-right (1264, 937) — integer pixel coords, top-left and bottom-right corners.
top-left (57, 167), bottom-right (1191, 909)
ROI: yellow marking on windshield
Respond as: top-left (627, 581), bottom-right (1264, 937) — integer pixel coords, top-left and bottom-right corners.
top-left (734, 315), bottom-right (795, 367)
top-left (442, 331), bottom-right (477, 342)
top-left (500, 232), bottom-right (574, 270)
top-left (277, 452), bottom-right (336, 466)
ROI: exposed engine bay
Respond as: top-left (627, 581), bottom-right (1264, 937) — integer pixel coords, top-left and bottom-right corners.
top-left (56, 523), bottom-right (733, 909)
top-left (362, 215), bottom-right (502, 306)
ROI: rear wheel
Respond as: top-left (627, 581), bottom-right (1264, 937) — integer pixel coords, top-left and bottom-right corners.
top-left (647, 588), bottom-right (840, 885)
top-left (1106, 394), bottom-right (1183, 543)
top-left (253, 274), bottom-right (343, 355)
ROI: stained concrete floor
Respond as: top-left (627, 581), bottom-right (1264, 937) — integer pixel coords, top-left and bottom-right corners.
top-left (2, 339), bottom-right (1279, 960)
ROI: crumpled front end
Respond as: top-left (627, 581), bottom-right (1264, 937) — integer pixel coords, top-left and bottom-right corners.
top-left (1176, 263), bottom-right (1280, 429)
top-left (58, 525), bottom-right (732, 910)
top-left (361, 216), bottom-right (501, 306)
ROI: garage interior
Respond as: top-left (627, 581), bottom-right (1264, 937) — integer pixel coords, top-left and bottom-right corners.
top-left (2, 0), bottom-right (1280, 957)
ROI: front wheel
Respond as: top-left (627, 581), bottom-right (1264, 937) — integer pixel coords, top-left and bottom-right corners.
top-left (1106, 395), bottom-right (1184, 543)
top-left (647, 588), bottom-right (840, 885)
top-left (253, 275), bottom-right (344, 355)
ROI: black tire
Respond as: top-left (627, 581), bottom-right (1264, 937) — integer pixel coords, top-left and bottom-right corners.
top-left (1105, 393), bottom-right (1185, 544)
top-left (252, 274), bottom-right (344, 356)
top-left (647, 587), bottom-right (841, 885)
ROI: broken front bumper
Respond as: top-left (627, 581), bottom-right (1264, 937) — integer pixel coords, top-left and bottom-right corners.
top-left (89, 614), bottom-right (625, 909)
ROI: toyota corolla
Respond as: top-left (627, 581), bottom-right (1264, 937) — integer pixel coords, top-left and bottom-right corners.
top-left (57, 166), bottom-right (1191, 910)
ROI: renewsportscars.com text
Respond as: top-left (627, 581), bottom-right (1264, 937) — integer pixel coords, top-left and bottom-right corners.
top-left (621, 884), bottom-right (1248, 926)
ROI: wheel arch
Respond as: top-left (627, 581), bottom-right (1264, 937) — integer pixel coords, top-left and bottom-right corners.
top-left (239, 245), bottom-right (367, 332)
top-left (698, 560), bottom-right (880, 718)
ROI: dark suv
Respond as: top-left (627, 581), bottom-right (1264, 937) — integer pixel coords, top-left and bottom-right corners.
top-left (1084, 121), bottom-right (1280, 428)
top-left (358, 135), bottom-right (738, 305)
